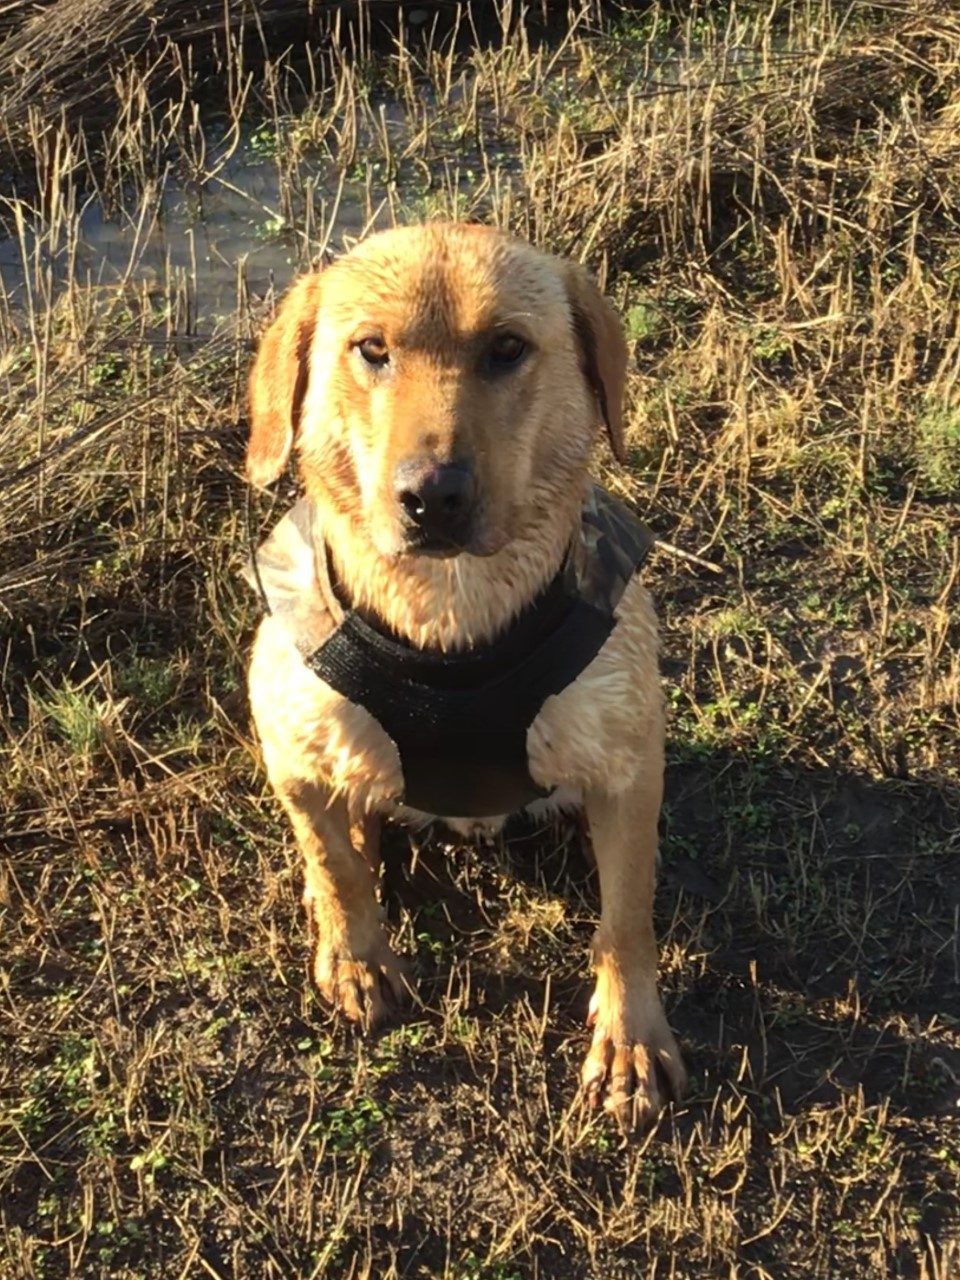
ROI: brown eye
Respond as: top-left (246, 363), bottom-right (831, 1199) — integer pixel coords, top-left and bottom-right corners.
top-left (355, 336), bottom-right (389, 367)
top-left (488, 333), bottom-right (527, 370)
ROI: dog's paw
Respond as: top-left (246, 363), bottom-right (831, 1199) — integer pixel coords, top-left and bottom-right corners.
top-left (581, 988), bottom-right (686, 1129)
top-left (313, 936), bottom-right (410, 1030)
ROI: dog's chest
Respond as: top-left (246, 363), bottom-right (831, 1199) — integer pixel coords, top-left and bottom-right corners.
top-left (247, 487), bottom-right (658, 821)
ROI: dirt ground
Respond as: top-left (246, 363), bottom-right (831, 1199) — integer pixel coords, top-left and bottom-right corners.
top-left (1, 2), bottom-right (959, 1277)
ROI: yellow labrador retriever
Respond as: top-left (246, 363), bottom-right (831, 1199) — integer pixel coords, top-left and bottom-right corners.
top-left (244, 222), bottom-right (686, 1125)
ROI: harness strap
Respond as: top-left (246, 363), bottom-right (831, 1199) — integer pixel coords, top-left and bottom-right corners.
top-left (307, 591), bottom-right (615, 817)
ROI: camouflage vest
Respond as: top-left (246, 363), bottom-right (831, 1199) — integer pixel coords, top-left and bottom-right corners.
top-left (246, 485), bottom-right (655, 819)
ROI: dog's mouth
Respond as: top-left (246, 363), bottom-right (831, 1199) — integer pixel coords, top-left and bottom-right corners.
top-left (398, 525), bottom-right (506, 559)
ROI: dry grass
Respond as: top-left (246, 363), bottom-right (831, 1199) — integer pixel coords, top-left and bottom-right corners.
top-left (1, 2), bottom-right (959, 1277)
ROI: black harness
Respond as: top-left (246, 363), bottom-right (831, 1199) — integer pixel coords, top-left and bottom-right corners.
top-left (247, 487), bottom-right (655, 819)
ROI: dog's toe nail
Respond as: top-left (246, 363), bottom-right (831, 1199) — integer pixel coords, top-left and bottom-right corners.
top-left (583, 1072), bottom-right (605, 1105)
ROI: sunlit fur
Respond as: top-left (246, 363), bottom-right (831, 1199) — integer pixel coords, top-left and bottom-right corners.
top-left (245, 223), bottom-right (686, 1125)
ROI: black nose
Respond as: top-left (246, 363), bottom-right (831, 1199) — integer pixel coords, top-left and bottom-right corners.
top-left (394, 460), bottom-right (477, 544)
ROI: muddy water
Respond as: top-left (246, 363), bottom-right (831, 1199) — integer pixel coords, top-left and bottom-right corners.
top-left (0, 137), bottom-right (378, 318)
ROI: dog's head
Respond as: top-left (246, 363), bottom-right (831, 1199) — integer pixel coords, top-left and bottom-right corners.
top-left (247, 223), bottom-right (627, 560)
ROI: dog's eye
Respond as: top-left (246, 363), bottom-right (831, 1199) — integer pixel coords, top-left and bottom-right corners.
top-left (355, 336), bottom-right (390, 367)
top-left (488, 333), bottom-right (527, 370)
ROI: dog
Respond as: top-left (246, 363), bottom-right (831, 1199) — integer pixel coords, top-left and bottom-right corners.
top-left (243, 222), bottom-right (686, 1125)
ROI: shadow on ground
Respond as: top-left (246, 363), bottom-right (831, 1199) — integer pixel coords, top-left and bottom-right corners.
top-left (4, 735), bottom-right (957, 1279)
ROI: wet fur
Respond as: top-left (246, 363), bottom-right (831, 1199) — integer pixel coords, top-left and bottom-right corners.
top-left (245, 223), bottom-right (686, 1125)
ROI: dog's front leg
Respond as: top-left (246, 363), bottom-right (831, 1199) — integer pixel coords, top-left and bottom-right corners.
top-left (581, 775), bottom-right (687, 1126)
top-left (277, 781), bottom-right (406, 1028)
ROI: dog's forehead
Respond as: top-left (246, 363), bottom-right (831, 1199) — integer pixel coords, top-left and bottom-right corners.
top-left (323, 227), bottom-right (568, 340)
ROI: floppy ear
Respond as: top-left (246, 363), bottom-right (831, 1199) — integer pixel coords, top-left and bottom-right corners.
top-left (247, 272), bottom-right (326, 488)
top-left (565, 264), bottom-right (629, 464)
